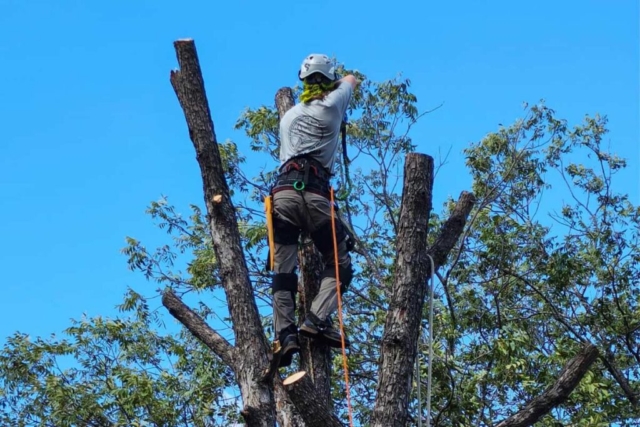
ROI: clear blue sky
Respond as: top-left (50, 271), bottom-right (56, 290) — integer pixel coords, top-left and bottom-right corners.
top-left (1, 0), bottom-right (638, 344)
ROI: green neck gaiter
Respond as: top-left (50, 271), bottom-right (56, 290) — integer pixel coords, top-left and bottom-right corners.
top-left (300, 81), bottom-right (336, 103)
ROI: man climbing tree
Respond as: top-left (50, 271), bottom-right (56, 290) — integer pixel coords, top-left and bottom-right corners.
top-left (267, 53), bottom-right (359, 368)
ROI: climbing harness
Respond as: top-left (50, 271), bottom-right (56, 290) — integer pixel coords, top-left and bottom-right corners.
top-left (271, 154), bottom-right (332, 198)
top-left (330, 186), bottom-right (354, 427)
top-left (416, 254), bottom-right (436, 427)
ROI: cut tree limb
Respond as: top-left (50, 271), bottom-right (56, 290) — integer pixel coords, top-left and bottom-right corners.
top-left (496, 343), bottom-right (600, 427)
top-left (283, 372), bottom-right (345, 427)
top-left (168, 38), bottom-right (274, 427)
top-left (170, 38), bottom-right (267, 354)
top-left (162, 289), bottom-right (236, 368)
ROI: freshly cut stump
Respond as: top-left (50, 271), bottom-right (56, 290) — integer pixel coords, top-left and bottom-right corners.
top-left (283, 371), bottom-right (308, 387)
top-left (283, 371), bottom-right (344, 427)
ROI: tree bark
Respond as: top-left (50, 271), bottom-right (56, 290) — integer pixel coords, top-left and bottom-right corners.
top-left (283, 372), bottom-right (345, 427)
top-left (275, 378), bottom-right (306, 427)
top-left (370, 153), bottom-right (435, 427)
top-left (496, 343), bottom-right (600, 427)
top-left (274, 87), bottom-right (333, 408)
top-left (167, 38), bottom-right (274, 427)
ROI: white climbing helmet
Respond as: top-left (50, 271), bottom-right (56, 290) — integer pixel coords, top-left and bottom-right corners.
top-left (298, 53), bottom-right (336, 81)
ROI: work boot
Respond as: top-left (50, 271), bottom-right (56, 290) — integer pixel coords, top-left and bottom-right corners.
top-left (299, 313), bottom-right (350, 349)
top-left (277, 329), bottom-right (300, 368)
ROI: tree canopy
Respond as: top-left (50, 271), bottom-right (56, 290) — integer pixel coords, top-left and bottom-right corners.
top-left (1, 40), bottom-right (638, 426)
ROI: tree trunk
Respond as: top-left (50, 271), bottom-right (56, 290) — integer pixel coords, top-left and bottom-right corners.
top-left (274, 87), bottom-right (333, 408)
top-left (275, 87), bottom-right (296, 123)
top-left (370, 153), bottom-right (435, 427)
top-left (370, 158), bottom-right (477, 426)
top-left (496, 343), bottom-right (600, 427)
top-left (167, 38), bottom-right (275, 427)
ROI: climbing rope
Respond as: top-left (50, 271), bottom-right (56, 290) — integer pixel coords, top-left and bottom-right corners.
top-left (330, 186), bottom-right (354, 427)
top-left (416, 254), bottom-right (436, 427)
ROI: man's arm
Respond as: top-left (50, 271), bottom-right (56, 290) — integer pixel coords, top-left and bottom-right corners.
top-left (324, 74), bottom-right (358, 113)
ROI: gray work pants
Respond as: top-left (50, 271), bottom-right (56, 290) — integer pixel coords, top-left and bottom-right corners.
top-left (271, 189), bottom-right (351, 336)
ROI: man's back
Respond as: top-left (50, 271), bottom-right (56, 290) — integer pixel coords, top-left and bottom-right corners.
top-left (279, 82), bottom-right (353, 174)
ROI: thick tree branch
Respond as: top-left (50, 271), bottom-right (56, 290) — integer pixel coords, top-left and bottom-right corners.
top-left (601, 351), bottom-right (639, 406)
top-left (427, 191), bottom-right (476, 269)
top-left (162, 289), bottom-right (236, 368)
top-left (371, 153), bottom-right (435, 427)
top-left (496, 343), bottom-right (600, 427)
top-left (283, 372), bottom-right (345, 427)
top-left (429, 191), bottom-right (476, 353)
top-left (169, 38), bottom-right (274, 426)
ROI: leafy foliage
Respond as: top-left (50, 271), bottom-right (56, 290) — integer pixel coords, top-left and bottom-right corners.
top-left (426, 103), bottom-right (640, 425)
top-left (0, 290), bottom-right (239, 426)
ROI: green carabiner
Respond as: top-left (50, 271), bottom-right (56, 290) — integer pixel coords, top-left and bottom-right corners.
top-left (293, 181), bottom-right (305, 191)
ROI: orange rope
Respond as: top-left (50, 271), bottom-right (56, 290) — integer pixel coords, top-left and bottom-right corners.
top-left (329, 187), bottom-right (354, 426)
